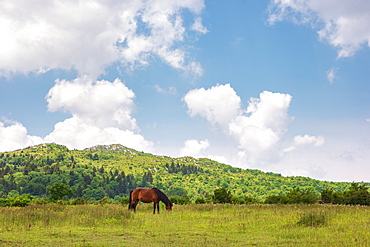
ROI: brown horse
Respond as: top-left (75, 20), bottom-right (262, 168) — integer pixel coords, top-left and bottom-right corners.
top-left (128, 188), bottom-right (173, 214)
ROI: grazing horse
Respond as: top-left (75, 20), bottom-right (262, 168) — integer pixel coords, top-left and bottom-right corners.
top-left (128, 188), bottom-right (173, 214)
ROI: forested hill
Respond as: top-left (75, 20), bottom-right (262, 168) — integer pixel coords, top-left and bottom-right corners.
top-left (0, 143), bottom-right (349, 201)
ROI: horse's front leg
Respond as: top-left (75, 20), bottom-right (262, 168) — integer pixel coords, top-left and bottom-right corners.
top-left (153, 202), bottom-right (156, 214)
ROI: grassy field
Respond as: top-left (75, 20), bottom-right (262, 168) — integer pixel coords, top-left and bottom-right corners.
top-left (0, 203), bottom-right (369, 246)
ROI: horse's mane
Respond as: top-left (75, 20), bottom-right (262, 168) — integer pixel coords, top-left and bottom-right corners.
top-left (153, 188), bottom-right (172, 206)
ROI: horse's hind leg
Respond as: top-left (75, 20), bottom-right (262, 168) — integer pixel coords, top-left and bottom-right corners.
top-left (129, 201), bottom-right (137, 212)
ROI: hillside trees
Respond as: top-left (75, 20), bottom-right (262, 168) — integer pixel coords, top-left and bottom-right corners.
top-left (264, 187), bottom-right (319, 204)
top-left (321, 183), bottom-right (370, 205)
top-left (0, 144), bottom-right (352, 203)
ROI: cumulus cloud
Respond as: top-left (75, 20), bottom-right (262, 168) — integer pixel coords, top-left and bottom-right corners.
top-left (0, 121), bottom-right (43, 152)
top-left (184, 84), bottom-right (293, 166)
top-left (44, 76), bottom-right (153, 151)
top-left (284, 134), bottom-right (325, 153)
top-left (268, 0), bottom-right (370, 57)
top-left (179, 139), bottom-right (228, 164)
top-left (0, 0), bottom-right (206, 77)
top-left (229, 91), bottom-right (293, 164)
top-left (43, 117), bottom-right (153, 151)
top-left (294, 134), bottom-right (325, 146)
top-left (180, 139), bottom-right (209, 157)
top-left (183, 84), bottom-right (241, 128)
top-left (46, 76), bottom-right (138, 130)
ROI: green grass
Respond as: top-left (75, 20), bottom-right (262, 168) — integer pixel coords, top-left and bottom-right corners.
top-left (0, 204), bottom-right (369, 246)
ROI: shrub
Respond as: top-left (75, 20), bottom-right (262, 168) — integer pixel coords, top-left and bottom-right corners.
top-left (213, 188), bottom-right (232, 204)
top-left (195, 197), bottom-right (206, 204)
top-left (169, 195), bottom-right (191, 205)
top-left (265, 195), bottom-right (287, 204)
top-left (321, 188), bottom-right (334, 203)
top-left (331, 191), bottom-right (346, 204)
top-left (231, 196), bottom-right (244, 204)
top-left (47, 183), bottom-right (73, 201)
top-left (243, 196), bottom-right (259, 204)
top-left (71, 197), bottom-right (88, 205)
top-left (297, 211), bottom-right (328, 227)
top-left (0, 193), bottom-right (33, 207)
top-left (120, 196), bottom-right (129, 205)
top-left (32, 197), bottom-right (49, 205)
top-left (97, 196), bottom-right (111, 205)
top-left (347, 190), bottom-right (370, 206)
top-left (265, 188), bottom-right (318, 204)
top-left (325, 183), bottom-right (370, 205)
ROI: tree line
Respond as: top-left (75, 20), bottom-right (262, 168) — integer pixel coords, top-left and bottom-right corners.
top-left (1, 182), bottom-right (369, 207)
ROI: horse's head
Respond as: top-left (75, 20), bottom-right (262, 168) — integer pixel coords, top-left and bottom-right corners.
top-left (166, 202), bottom-right (173, 211)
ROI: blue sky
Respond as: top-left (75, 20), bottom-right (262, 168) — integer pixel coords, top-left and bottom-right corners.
top-left (1, 0), bottom-right (369, 182)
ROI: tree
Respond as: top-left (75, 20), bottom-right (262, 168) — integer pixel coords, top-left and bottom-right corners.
top-left (345, 182), bottom-right (370, 205)
top-left (321, 188), bottom-right (334, 203)
top-left (213, 188), bottom-right (232, 203)
top-left (47, 183), bottom-right (73, 200)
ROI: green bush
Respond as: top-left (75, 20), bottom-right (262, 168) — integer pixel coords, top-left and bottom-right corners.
top-left (169, 194), bottom-right (191, 205)
top-left (97, 196), bottom-right (111, 205)
top-left (0, 193), bottom-right (33, 207)
top-left (213, 188), bottom-right (232, 204)
top-left (195, 197), bottom-right (206, 204)
top-left (243, 196), bottom-right (259, 204)
top-left (322, 183), bottom-right (370, 205)
top-left (265, 187), bottom-right (318, 204)
top-left (297, 211), bottom-right (328, 227)
top-left (265, 195), bottom-right (287, 204)
top-left (71, 197), bottom-right (89, 205)
top-left (47, 183), bottom-right (73, 201)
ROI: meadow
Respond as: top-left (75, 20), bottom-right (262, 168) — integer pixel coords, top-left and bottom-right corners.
top-left (0, 203), bottom-right (369, 246)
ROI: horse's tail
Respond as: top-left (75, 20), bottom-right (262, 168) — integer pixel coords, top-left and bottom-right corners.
top-left (128, 190), bottom-right (133, 210)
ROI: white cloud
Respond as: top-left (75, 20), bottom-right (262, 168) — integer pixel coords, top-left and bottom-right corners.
top-left (0, 121), bottom-right (43, 152)
top-left (153, 85), bottom-right (177, 95)
top-left (284, 134), bottom-right (325, 153)
top-left (326, 67), bottom-right (338, 84)
top-left (46, 76), bottom-right (138, 130)
top-left (191, 17), bottom-right (208, 34)
top-left (0, 0), bottom-right (206, 77)
top-left (44, 76), bottom-right (153, 151)
top-left (180, 139), bottom-right (209, 157)
top-left (43, 117), bottom-right (153, 152)
top-left (179, 139), bottom-right (228, 164)
top-left (294, 134), bottom-right (325, 147)
top-left (229, 91), bottom-right (293, 164)
top-left (183, 84), bottom-right (241, 128)
top-left (268, 0), bottom-right (370, 57)
top-left (184, 85), bottom-right (293, 166)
